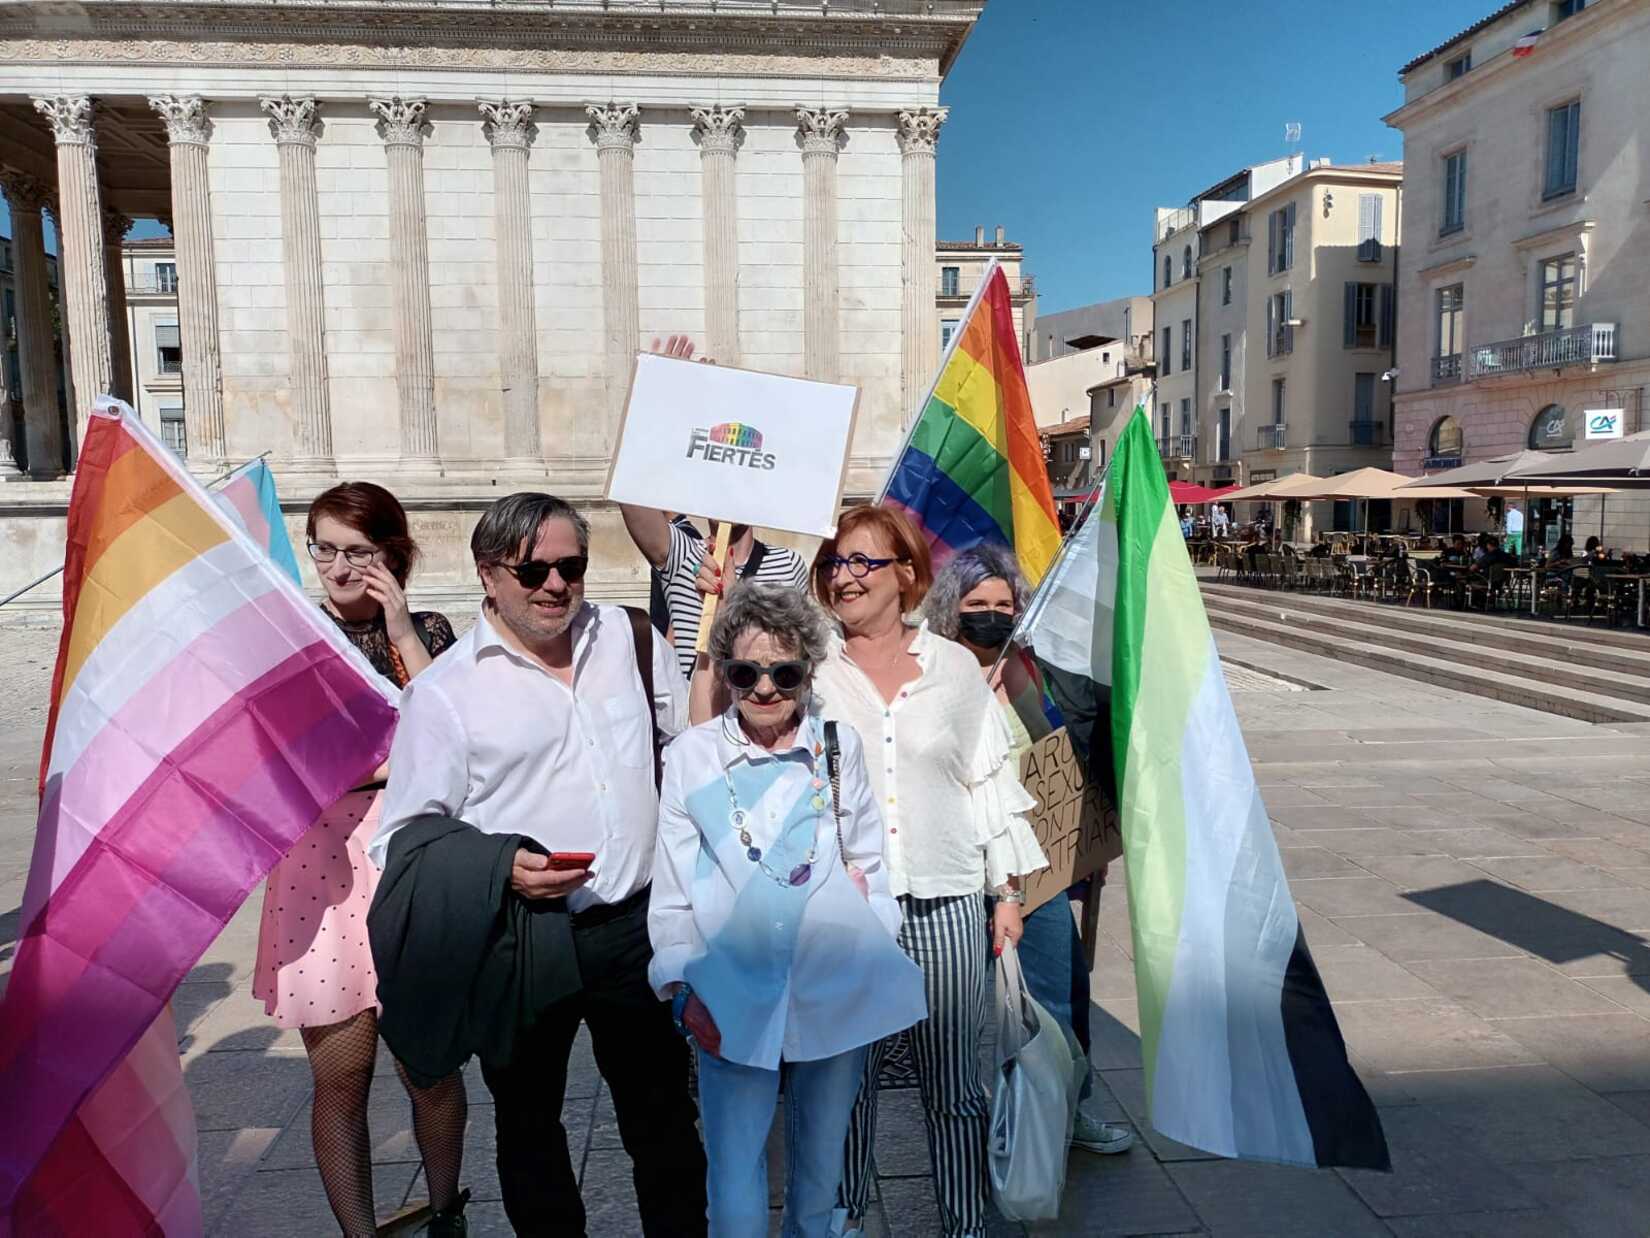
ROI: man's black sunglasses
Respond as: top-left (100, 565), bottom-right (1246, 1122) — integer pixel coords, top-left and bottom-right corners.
top-left (720, 659), bottom-right (810, 695)
top-left (496, 555), bottom-right (589, 589)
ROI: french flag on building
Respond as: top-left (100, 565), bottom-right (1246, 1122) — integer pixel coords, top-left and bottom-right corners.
top-left (1512, 28), bottom-right (1544, 57)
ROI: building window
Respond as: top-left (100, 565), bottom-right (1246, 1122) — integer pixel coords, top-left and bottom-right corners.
top-left (1539, 252), bottom-right (1578, 332)
top-left (1441, 150), bottom-right (1467, 235)
top-left (1161, 327), bottom-right (1172, 375)
top-left (1220, 333), bottom-right (1232, 390)
top-left (156, 321), bottom-right (182, 374)
top-left (1271, 378), bottom-right (1285, 425)
top-left (1343, 282), bottom-right (1393, 349)
top-left (1446, 52), bottom-right (1471, 79)
top-left (1428, 415), bottom-right (1464, 462)
top-left (1221, 266), bottom-right (1232, 305)
top-left (154, 262), bottom-right (178, 294)
top-left (1529, 403), bottom-right (1573, 450)
top-left (1544, 100), bottom-right (1580, 199)
top-left (1228, 217), bottom-right (1241, 246)
top-left (1266, 290), bottom-right (1293, 357)
top-left (1554, 0), bottom-right (1585, 21)
top-left (1179, 398), bottom-right (1192, 436)
top-left (1357, 193), bottom-right (1384, 261)
top-left (1182, 245), bottom-right (1193, 279)
top-left (1107, 388), bottom-right (1116, 408)
top-left (1435, 283), bottom-right (1465, 381)
top-left (941, 318), bottom-right (960, 350)
top-left (159, 406), bottom-right (186, 458)
top-left (1180, 319), bottom-right (1192, 371)
top-left (1159, 402), bottom-right (1171, 442)
top-left (1353, 371), bottom-right (1376, 426)
top-left (1162, 255), bottom-right (1172, 289)
top-left (1217, 407), bottom-right (1231, 461)
top-left (940, 266), bottom-right (959, 296)
top-left (1267, 202), bottom-right (1296, 275)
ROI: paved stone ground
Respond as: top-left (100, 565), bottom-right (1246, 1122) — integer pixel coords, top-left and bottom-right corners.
top-left (6, 619), bottom-right (1650, 1235)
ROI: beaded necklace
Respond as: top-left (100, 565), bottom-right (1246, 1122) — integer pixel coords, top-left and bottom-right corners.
top-left (723, 729), bottom-right (830, 888)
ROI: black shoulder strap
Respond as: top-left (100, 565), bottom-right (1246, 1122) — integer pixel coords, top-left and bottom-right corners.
top-left (622, 606), bottom-right (663, 790)
top-left (740, 539), bottom-right (768, 581)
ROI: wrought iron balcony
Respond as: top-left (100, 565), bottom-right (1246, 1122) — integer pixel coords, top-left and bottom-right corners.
top-left (1256, 424), bottom-right (1287, 450)
top-left (1431, 354), bottom-right (1463, 386)
top-left (1348, 420), bottom-right (1385, 448)
top-left (1468, 322), bottom-right (1616, 379)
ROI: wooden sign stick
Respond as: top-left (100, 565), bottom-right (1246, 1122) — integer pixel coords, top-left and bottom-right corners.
top-left (694, 521), bottom-right (735, 654)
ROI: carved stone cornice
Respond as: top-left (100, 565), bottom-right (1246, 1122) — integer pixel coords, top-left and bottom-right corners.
top-left (32, 95), bottom-right (96, 147)
top-left (479, 99), bottom-right (535, 151)
top-left (896, 105), bottom-right (947, 156)
top-left (690, 104), bottom-right (745, 155)
top-left (103, 209), bottom-right (134, 245)
top-left (261, 94), bottom-right (320, 146)
top-left (370, 96), bottom-right (429, 147)
top-left (796, 106), bottom-right (848, 155)
top-left (586, 102), bottom-right (640, 153)
top-left (149, 94), bottom-right (212, 145)
top-left (0, 171), bottom-right (51, 213)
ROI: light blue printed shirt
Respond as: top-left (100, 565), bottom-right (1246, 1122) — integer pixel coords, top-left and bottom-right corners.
top-left (648, 709), bottom-right (927, 1070)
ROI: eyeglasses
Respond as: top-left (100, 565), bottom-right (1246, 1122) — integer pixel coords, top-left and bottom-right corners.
top-left (307, 542), bottom-right (377, 568)
top-left (820, 553), bottom-right (900, 579)
top-left (721, 659), bottom-right (810, 695)
top-left (495, 555), bottom-right (589, 589)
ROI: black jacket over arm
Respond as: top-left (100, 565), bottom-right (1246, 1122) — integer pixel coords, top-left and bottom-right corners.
top-left (367, 816), bottom-right (582, 1086)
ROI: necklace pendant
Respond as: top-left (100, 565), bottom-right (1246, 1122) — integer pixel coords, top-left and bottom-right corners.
top-left (747, 845), bottom-right (763, 862)
top-left (787, 862), bottom-right (812, 887)
top-left (730, 808), bottom-right (749, 831)
top-left (810, 794), bottom-right (826, 811)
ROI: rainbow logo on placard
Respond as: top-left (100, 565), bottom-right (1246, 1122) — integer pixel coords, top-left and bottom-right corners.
top-left (686, 419), bottom-right (777, 470)
top-left (708, 421), bottom-right (763, 451)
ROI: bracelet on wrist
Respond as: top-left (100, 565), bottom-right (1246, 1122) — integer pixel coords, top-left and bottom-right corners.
top-left (996, 887), bottom-right (1026, 906)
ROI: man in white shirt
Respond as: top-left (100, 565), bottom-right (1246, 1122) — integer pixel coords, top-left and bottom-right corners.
top-left (376, 492), bottom-right (706, 1237)
top-left (1212, 503), bottom-right (1231, 539)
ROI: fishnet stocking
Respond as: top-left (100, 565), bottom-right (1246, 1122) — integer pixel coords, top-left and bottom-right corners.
top-left (395, 1060), bottom-right (467, 1212)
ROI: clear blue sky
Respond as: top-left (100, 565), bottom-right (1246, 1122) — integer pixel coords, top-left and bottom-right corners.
top-left (938, 0), bottom-right (1494, 314)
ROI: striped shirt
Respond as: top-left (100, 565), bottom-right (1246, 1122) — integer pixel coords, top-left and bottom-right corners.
top-left (663, 522), bottom-right (808, 679)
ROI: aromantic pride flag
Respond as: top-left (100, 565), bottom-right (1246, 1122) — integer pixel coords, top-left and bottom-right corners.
top-left (1, 399), bottom-right (400, 1234)
top-left (881, 260), bottom-right (1062, 587)
top-left (1020, 408), bottom-right (1389, 1170)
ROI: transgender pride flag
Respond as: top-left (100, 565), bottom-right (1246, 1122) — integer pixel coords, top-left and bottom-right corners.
top-left (213, 457), bottom-right (302, 585)
top-left (0, 399), bottom-right (399, 1234)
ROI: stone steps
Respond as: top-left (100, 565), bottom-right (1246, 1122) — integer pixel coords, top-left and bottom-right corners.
top-left (1201, 587), bottom-right (1650, 724)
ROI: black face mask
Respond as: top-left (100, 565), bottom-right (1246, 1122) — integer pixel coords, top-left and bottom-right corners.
top-left (957, 610), bottom-right (1015, 649)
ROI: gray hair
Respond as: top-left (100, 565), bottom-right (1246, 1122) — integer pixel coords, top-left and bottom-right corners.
top-left (471, 492), bottom-right (590, 567)
top-left (921, 543), bottom-right (1029, 640)
top-left (708, 583), bottom-right (830, 676)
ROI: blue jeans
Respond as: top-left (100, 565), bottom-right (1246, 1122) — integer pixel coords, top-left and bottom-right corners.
top-left (697, 1045), bottom-right (870, 1238)
top-left (1014, 891), bottom-right (1093, 1101)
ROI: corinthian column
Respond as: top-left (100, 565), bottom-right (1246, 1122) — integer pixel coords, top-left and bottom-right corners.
top-left (103, 208), bottom-right (134, 404)
top-left (0, 173), bottom-right (62, 477)
top-left (261, 95), bottom-right (333, 466)
top-left (691, 104), bottom-right (745, 367)
top-left (796, 107), bottom-right (848, 382)
top-left (898, 106), bottom-right (947, 426)
top-left (33, 95), bottom-right (112, 454)
top-left (149, 94), bottom-right (226, 465)
top-left (480, 99), bottom-right (541, 462)
top-left (370, 96), bottom-right (439, 464)
top-left (586, 102), bottom-right (641, 426)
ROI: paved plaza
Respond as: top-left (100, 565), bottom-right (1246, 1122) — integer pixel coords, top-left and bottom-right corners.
top-left (6, 620), bottom-right (1650, 1236)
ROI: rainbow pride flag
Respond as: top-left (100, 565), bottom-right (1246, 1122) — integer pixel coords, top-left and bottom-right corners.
top-left (0, 399), bottom-right (399, 1234)
top-left (882, 262), bottom-right (1062, 586)
top-left (213, 457), bottom-right (301, 585)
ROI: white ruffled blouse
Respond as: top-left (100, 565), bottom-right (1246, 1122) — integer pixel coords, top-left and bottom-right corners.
top-left (811, 622), bottom-right (1048, 899)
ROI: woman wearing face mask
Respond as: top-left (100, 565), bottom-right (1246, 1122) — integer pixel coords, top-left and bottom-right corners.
top-left (805, 506), bottom-right (1046, 1238)
top-left (922, 545), bottom-right (1136, 1160)
top-left (251, 482), bottom-right (469, 1237)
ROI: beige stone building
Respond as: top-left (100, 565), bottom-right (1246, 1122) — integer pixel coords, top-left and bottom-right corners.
top-left (0, 0), bottom-right (983, 614)
top-left (116, 235), bottom-right (186, 454)
top-left (1387, 0), bottom-right (1650, 548)
top-left (935, 225), bottom-right (1036, 366)
top-left (0, 233), bottom-right (69, 476)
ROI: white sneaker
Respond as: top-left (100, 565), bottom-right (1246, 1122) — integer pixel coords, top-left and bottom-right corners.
top-left (1072, 1111), bottom-right (1136, 1155)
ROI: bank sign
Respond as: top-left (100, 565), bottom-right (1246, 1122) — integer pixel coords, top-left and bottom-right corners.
top-left (1584, 409), bottom-right (1625, 440)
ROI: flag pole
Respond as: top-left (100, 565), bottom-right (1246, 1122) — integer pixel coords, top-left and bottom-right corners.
top-left (875, 256), bottom-right (1004, 505)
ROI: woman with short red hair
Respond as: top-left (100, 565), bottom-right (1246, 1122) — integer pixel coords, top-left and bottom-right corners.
top-left (251, 482), bottom-right (468, 1237)
top-left (808, 505), bottom-right (1046, 1238)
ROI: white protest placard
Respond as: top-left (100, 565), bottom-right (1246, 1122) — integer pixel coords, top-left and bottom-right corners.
top-left (604, 353), bottom-right (861, 537)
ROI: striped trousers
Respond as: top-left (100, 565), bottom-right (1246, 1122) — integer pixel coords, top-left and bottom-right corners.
top-left (838, 891), bottom-right (990, 1237)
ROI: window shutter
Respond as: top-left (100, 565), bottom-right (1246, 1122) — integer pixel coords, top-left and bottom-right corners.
top-left (1344, 283), bottom-right (1358, 348)
top-left (1267, 211), bottom-right (1277, 273)
top-left (1371, 194), bottom-right (1383, 243)
top-left (1566, 101), bottom-right (1580, 187)
top-left (1266, 297), bottom-right (1275, 357)
top-left (155, 323), bottom-right (181, 348)
top-left (1284, 202), bottom-right (1296, 268)
top-left (1546, 107), bottom-right (1566, 191)
top-left (1379, 284), bottom-right (1395, 350)
top-left (1358, 194), bottom-right (1377, 243)
top-left (1283, 290), bottom-right (1294, 352)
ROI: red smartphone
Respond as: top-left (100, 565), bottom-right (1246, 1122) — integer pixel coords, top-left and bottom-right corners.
top-left (547, 851), bottom-right (596, 870)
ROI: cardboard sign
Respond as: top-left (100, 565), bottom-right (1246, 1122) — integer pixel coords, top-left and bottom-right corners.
top-left (604, 353), bottom-right (861, 538)
top-left (1019, 727), bottom-right (1122, 915)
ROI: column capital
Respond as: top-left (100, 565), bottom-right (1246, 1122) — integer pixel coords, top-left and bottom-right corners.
top-left (896, 105), bottom-right (949, 156)
top-left (32, 95), bottom-right (96, 146)
top-left (370, 96), bottom-right (430, 147)
top-left (102, 208), bottom-right (134, 245)
top-left (479, 99), bottom-right (536, 151)
top-left (690, 104), bottom-right (746, 155)
top-left (149, 94), bottom-right (212, 145)
top-left (585, 102), bottom-right (640, 152)
top-left (795, 106), bottom-right (849, 156)
top-left (0, 170), bottom-right (51, 212)
top-left (261, 94), bottom-right (321, 147)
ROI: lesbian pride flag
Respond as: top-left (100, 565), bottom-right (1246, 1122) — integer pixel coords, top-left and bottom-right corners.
top-left (882, 261), bottom-right (1062, 587)
top-left (1, 399), bottom-right (399, 1233)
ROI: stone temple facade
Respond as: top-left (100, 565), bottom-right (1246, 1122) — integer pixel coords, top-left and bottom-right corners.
top-left (0, 0), bottom-right (982, 614)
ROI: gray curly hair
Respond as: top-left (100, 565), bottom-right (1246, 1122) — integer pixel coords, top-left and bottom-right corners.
top-left (921, 543), bottom-right (1029, 641)
top-left (708, 583), bottom-right (831, 678)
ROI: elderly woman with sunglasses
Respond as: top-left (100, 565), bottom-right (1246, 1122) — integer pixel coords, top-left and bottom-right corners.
top-left (651, 584), bottom-right (925, 1238)
top-left (807, 506), bottom-right (1046, 1238)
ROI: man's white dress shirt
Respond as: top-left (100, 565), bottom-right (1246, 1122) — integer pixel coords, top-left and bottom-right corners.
top-left (374, 603), bottom-right (686, 911)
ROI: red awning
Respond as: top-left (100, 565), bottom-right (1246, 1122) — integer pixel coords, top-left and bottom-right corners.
top-left (1169, 482), bottom-right (1239, 505)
